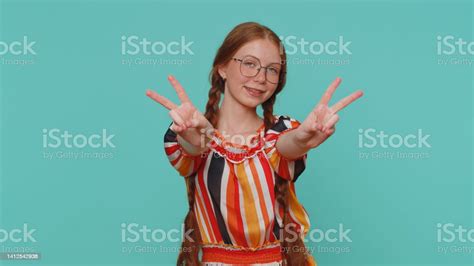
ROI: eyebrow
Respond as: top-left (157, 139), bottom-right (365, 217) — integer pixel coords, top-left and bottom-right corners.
top-left (241, 54), bottom-right (283, 65)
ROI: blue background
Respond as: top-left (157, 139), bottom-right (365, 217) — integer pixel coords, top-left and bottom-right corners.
top-left (0, 0), bottom-right (472, 265)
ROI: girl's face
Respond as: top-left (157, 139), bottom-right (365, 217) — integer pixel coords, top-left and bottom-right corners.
top-left (219, 39), bottom-right (282, 108)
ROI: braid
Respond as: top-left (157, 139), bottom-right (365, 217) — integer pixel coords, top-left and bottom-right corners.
top-left (176, 176), bottom-right (202, 265)
top-left (177, 67), bottom-right (224, 266)
top-left (177, 50), bottom-right (225, 266)
top-left (262, 94), bottom-right (277, 131)
top-left (204, 73), bottom-right (224, 128)
top-left (275, 177), bottom-right (307, 266)
top-left (263, 89), bottom-right (308, 264)
top-left (204, 87), bottom-right (222, 128)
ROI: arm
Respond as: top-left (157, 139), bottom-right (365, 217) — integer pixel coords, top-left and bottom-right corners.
top-left (176, 126), bottom-right (214, 156)
top-left (276, 77), bottom-right (363, 161)
top-left (275, 128), bottom-right (312, 160)
top-left (147, 75), bottom-right (214, 156)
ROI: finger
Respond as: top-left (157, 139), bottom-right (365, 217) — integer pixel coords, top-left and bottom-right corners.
top-left (319, 77), bottom-right (342, 106)
top-left (185, 120), bottom-right (192, 128)
top-left (146, 89), bottom-right (178, 110)
top-left (169, 109), bottom-right (185, 126)
top-left (189, 118), bottom-right (199, 128)
top-left (312, 104), bottom-right (325, 123)
top-left (322, 114), bottom-right (339, 132)
top-left (330, 90), bottom-right (364, 113)
top-left (168, 75), bottom-right (191, 103)
top-left (171, 123), bottom-right (183, 132)
top-left (171, 122), bottom-right (185, 132)
top-left (324, 127), bottom-right (335, 136)
top-left (311, 121), bottom-right (323, 132)
top-left (185, 119), bottom-right (198, 128)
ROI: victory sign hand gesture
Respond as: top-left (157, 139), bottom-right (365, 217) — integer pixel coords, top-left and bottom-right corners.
top-left (296, 77), bottom-right (363, 148)
top-left (146, 75), bottom-right (213, 148)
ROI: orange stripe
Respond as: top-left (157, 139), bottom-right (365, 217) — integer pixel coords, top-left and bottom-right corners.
top-left (178, 157), bottom-right (192, 176)
top-left (249, 159), bottom-right (270, 232)
top-left (195, 177), bottom-right (216, 242)
top-left (227, 162), bottom-right (247, 246)
top-left (288, 183), bottom-right (309, 228)
top-left (194, 199), bottom-right (209, 243)
top-left (224, 163), bottom-right (238, 245)
top-left (236, 163), bottom-right (260, 247)
top-left (268, 151), bottom-right (279, 174)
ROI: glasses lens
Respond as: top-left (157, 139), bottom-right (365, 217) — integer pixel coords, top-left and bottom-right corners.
top-left (265, 64), bottom-right (281, 84)
top-left (240, 56), bottom-right (260, 77)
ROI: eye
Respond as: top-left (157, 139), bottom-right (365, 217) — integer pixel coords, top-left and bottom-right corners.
top-left (243, 61), bottom-right (257, 68)
top-left (267, 67), bottom-right (279, 75)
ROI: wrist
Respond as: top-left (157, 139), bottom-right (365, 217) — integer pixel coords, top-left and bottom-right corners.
top-left (195, 125), bottom-right (215, 154)
top-left (293, 128), bottom-right (311, 150)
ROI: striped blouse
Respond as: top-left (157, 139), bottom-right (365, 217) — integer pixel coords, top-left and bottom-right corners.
top-left (164, 115), bottom-right (316, 264)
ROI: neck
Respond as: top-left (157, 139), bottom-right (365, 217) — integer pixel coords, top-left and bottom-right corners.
top-left (217, 94), bottom-right (262, 135)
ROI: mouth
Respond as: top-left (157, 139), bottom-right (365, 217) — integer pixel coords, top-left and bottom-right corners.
top-left (244, 86), bottom-right (265, 97)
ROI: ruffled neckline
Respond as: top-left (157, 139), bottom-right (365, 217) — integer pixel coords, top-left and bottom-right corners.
top-left (209, 123), bottom-right (267, 163)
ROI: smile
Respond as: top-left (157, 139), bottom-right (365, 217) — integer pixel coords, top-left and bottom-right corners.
top-left (244, 86), bottom-right (264, 97)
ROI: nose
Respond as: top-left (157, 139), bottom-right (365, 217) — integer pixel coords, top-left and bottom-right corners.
top-left (253, 68), bottom-right (266, 84)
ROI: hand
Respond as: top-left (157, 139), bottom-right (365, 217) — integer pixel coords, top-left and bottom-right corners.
top-left (146, 75), bottom-right (213, 148)
top-left (296, 77), bottom-right (363, 149)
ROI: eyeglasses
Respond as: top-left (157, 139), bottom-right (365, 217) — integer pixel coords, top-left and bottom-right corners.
top-left (232, 55), bottom-right (284, 84)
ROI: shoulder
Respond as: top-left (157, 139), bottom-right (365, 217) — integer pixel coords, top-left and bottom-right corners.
top-left (268, 115), bottom-right (302, 133)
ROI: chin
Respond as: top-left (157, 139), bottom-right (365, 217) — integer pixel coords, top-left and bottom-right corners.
top-left (239, 94), bottom-right (269, 108)
top-left (239, 98), bottom-right (262, 108)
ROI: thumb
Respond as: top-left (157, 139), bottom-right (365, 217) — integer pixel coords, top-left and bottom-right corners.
top-left (188, 118), bottom-right (199, 128)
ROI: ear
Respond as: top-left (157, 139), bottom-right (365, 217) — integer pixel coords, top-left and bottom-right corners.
top-left (218, 65), bottom-right (227, 80)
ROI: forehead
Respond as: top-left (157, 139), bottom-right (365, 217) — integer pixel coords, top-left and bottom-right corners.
top-left (234, 39), bottom-right (282, 64)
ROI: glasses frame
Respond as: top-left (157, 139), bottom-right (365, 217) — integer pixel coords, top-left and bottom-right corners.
top-left (232, 55), bottom-right (286, 84)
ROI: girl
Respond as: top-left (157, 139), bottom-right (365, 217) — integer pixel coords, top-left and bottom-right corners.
top-left (146, 22), bottom-right (363, 266)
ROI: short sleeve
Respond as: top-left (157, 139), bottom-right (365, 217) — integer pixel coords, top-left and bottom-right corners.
top-left (264, 115), bottom-right (307, 182)
top-left (163, 123), bottom-right (203, 177)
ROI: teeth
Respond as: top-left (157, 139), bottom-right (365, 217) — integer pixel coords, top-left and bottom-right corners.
top-left (245, 86), bottom-right (263, 94)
